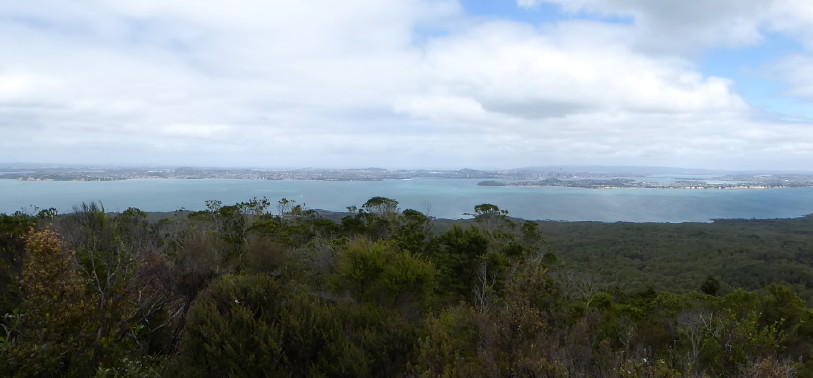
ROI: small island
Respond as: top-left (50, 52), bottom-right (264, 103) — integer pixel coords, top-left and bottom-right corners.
top-left (476, 180), bottom-right (506, 186)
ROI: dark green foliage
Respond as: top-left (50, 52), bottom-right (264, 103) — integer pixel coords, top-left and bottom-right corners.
top-left (0, 212), bottom-right (36, 262)
top-left (187, 197), bottom-right (272, 267)
top-left (354, 196), bottom-right (400, 240)
top-left (175, 274), bottom-right (354, 377)
top-left (243, 238), bottom-right (299, 276)
top-left (340, 214), bottom-right (367, 236)
top-left (246, 199), bottom-right (328, 250)
top-left (471, 203), bottom-right (513, 238)
top-left (330, 239), bottom-right (435, 312)
top-left (361, 196), bottom-right (399, 215)
top-left (249, 215), bottom-right (317, 248)
top-left (3, 230), bottom-right (96, 376)
top-left (171, 234), bottom-right (228, 308)
top-left (429, 225), bottom-right (490, 301)
top-left (0, 212), bottom-right (36, 317)
top-left (2, 204), bottom-right (179, 376)
top-left (412, 263), bottom-right (568, 377)
top-left (540, 215), bottom-right (813, 301)
top-left (174, 273), bottom-right (417, 377)
top-left (2, 198), bottom-right (813, 377)
top-left (396, 208), bottom-right (432, 253)
top-left (761, 284), bottom-right (813, 361)
top-left (53, 203), bottom-right (178, 367)
top-left (701, 275), bottom-right (721, 295)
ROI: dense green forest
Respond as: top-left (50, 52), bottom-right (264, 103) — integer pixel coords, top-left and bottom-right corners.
top-left (1, 197), bottom-right (812, 377)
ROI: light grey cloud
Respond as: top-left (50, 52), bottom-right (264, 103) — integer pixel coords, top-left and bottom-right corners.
top-left (519, 0), bottom-right (772, 53)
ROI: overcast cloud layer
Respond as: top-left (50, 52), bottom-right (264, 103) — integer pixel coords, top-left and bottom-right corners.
top-left (1, 0), bottom-right (813, 170)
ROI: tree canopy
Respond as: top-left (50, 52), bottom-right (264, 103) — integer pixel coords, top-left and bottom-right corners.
top-left (1, 198), bottom-right (812, 376)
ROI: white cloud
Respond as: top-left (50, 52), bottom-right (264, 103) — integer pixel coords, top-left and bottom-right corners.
top-left (400, 21), bottom-right (747, 122)
top-left (0, 0), bottom-right (812, 170)
top-left (765, 1), bottom-right (813, 50)
top-left (162, 123), bottom-right (233, 138)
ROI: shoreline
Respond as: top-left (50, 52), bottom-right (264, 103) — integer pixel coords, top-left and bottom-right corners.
top-left (2, 177), bottom-right (810, 190)
top-left (497, 184), bottom-right (796, 190)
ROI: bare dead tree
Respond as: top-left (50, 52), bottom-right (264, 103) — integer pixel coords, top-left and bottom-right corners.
top-left (473, 262), bottom-right (498, 314)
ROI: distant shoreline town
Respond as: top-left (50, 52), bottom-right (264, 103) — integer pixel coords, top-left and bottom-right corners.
top-left (1, 165), bottom-right (813, 189)
top-left (475, 178), bottom-right (811, 190)
top-left (0, 166), bottom-right (508, 182)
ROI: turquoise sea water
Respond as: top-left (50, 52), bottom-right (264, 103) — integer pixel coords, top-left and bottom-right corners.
top-left (1, 178), bottom-right (813, 222)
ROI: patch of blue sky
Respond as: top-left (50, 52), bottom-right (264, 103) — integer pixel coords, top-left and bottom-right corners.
top-left (700, 32), bottom-right (812, 121)
top-left (1, 14), bottom-right (69, 38)
top-left (700, 32), bottom-right (799, 76)
top-left (460, 0), bottom-right (562, 23)
top-left (760, 99), bottom-right (813, 123)
top-left (412, 24), bottom-right (451, 44)
top-left (2, 13), bottom-right (49, 29)
top-left (2, 13), bottom-right (100, 40)
top-left (3, 12), bottom-right (127, 50)
top-left (412, 1), bottom-right (631, 46)
top-left (458, 0), bottom-right (632, 25)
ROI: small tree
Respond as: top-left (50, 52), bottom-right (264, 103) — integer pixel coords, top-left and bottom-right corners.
top-left (701, 276), bottom-right (720, 296)
top-left (361, 197), bottom-right (399, 216)
top-left (471, 203), bottom-right (512, 238)
top-left (331, 239), bottom-right (435, 311)
top-left (430, 225), bottom-right (491, 301)
top-left (174, 274), bottom-right (415, 377)
top-left (5, 230), bottom-right (96, 376)
top-left (357, 197), bottom-right (400, 240)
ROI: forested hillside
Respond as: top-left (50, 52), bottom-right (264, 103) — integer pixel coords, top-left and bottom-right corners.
top-left (1, 197), bottom-right (812, 377)
top-left (540, 217), bottom-right (813, 303)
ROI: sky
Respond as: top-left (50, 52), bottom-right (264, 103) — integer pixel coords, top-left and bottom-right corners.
top-left (2, 1), bottom-right (813, 170)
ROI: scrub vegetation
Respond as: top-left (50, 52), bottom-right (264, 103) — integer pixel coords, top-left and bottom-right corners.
top-left (1, 197), bottom-right (812, 377)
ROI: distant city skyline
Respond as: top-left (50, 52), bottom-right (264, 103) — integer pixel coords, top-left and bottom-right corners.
top-left (2, 1), bottom-right (813, 170)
